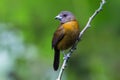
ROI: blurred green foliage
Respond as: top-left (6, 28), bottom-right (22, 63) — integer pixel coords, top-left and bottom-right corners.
top-left (0, 0), bottom-right (120, 80)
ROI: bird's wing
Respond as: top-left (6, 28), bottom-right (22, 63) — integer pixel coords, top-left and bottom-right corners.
top-left (52, 26), bottom-right (65, 48)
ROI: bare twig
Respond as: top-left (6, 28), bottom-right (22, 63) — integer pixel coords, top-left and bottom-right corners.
top-left (56, 0), bottom-right (106, 80)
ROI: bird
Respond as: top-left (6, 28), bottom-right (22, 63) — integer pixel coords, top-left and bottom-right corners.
top-left (52, 11), bottom-right (80, 71)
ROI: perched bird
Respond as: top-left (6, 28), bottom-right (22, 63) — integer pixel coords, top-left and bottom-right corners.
top-left (52, 11), bottom-right (80, 71)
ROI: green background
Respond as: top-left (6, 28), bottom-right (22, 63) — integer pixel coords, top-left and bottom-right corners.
top-left (0, 0), bottom-right (120, 80)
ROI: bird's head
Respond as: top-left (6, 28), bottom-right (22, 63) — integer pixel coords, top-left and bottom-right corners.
top-left (55, 11), bottom-right (76, 24)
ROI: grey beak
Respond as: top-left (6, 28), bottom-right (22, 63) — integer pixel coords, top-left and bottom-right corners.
top-left (55, 15), bottom-right (62, 20)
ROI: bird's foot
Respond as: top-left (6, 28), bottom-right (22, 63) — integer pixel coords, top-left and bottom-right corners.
top-left (63, 54), bottom-right (70, 60)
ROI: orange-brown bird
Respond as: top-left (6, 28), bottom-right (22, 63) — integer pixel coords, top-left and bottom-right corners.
top-left (52, 11), bottom-right (80, 71)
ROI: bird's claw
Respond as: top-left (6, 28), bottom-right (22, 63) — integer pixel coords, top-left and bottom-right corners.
top-left (63, 54), bottom-right (70, 60)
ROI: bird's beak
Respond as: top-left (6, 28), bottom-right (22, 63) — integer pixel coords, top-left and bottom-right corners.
top-left (55, 15), bottom-right (62, 20)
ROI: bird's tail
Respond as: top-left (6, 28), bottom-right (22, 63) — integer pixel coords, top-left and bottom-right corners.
top-left (53, 49), bottom-right (60, 71)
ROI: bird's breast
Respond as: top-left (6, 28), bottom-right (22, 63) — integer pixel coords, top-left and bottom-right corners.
top-left (57, 21), bottom-right (80, 50)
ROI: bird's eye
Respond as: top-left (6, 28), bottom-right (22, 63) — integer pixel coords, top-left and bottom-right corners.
top-left (63, 14), bottom-right (67, 17)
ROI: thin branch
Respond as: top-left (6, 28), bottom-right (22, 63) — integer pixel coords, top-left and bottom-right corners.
top-left (56, 0), bottom-right (106, 80)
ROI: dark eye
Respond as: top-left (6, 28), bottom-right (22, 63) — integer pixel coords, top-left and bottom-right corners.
top-left (63, 14), bottom-right (67, 17)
